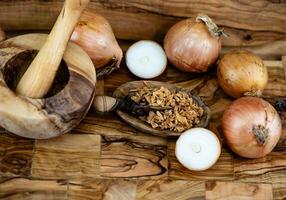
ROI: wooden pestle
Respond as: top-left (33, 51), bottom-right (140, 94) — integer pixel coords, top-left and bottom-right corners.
top-left (16, 0), bottom-right (90, 98)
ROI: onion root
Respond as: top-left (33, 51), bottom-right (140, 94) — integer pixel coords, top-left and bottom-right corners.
top-left (252, 125), bottom-right (269, 145)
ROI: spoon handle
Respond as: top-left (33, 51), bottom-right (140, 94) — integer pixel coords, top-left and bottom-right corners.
top-left (93, 96), bottom-right (123, 113)
top-left (94, 95), bottom-right (153, 116)
top-left (16, 0), bottom-right (90, 98)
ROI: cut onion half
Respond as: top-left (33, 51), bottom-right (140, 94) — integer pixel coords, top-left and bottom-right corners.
top-left (126, 40), bottom-right (167, 79)
top-left (175, 128), bottom-right (221, 171)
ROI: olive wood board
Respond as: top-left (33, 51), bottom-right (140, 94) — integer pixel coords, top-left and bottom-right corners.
top-left (1, 0), bottom-right (286, 51)
top-left (0, 50), bottom-right (286, 199)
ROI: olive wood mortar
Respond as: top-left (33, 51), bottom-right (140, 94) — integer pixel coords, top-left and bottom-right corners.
top-left (94, 81), bottom-right (210, 137)
top-left (0, 33), bottom-right (96, 139)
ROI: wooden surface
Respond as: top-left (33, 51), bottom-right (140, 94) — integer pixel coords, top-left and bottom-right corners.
top-left (0, 40), bottom-right (286, 199)
top-left (0, 1), bottom-right (285, 197)
top-left (2, 0), bottom-right (286, 60)
top-left (0, 0), bottom-right (286, 47)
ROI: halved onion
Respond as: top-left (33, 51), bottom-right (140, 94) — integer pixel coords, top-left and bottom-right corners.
top-left (126, 40), bottom-right (167, 79)
top-left (175, 128), bottom-right (221, 171)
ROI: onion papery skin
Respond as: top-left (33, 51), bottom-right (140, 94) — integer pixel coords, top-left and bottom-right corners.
top-left (164, 18), bottom-right (221, 72)
top-left (71, 11), bottom-right (123, 69)
top-left (217, 50), bottom-right (268, 98)
top-left (222, 97), bottom-right (281, 158)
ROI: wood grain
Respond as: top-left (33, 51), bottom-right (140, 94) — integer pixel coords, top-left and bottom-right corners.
top-left (91, 0), bottom-right (286, 32)
top-left (275, 112), bottom-right (286, 151)
top-left (75, 112), bottom-right (149, 137)
top-left (233, 151), bottom-right (286, 199)
top-left (263, 62), bottom-right (286, 98)
top-left (100, 134), bottom-right (168, 178)
top-left (0, 33), bottom-right (285, 198)
top-left (205, 181), bottom-right (273, 200)
top-left (0, 1), bottom-right (286, 47)
top-left (32, 133), bottom-right (101, 179)
top-left (272, 178), bottom-right (286, 200)
top-left (234, 152), bottom-right (286, 182)
top-left (222, 40), bottom-right (286, 60)
top-left (68, 179), bottom-right (137, 200)
top-left (136, 180), bottom-right (205, 200)
top-left (95, 79), bottom-right (105, 96)
top-left (168, 141), bottom-right (234, 180)
top-left (0, 133), bottom-right (34, 177)
top-left (0, 34), bottom-right (96, 139)
top-left (0, 177), bottom-right (68, 200)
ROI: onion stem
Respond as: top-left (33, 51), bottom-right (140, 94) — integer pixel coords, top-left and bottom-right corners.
top-left (196, 14), bottom-right (228, 37)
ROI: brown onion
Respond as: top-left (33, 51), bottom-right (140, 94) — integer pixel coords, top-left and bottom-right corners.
top-left (0, 27), bottom-right (5, 42)
top-left (217, 50), bottom-right (268, 98)
top-left (164, 14), bottom-right (226, 72)
top-left (71, 11), bottom-right (123, 70)
top-left (222, 97), bottom-right (281, 158)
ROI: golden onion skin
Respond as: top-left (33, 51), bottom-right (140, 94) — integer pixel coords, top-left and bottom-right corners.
top-left (222, 97), bottom-right (281, 158)
top-left (164, 19), bottom-right (221, 73)
top-left (71, 11), bottom-right (123, 69)
top-left (217, 50), bottom-right (268, 98)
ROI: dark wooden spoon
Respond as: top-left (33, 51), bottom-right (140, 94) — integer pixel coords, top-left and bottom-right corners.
top-left (94, 81), bottom-right (210, 138)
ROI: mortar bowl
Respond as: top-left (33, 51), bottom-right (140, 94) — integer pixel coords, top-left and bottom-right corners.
top-left (0, 34), bottom-right (96, 139)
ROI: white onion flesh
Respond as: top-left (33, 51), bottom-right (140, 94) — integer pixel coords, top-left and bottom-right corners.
top-left (175, 128), bottom-right (221, 171)
top-left (126, 40), bottom-right (167, 79)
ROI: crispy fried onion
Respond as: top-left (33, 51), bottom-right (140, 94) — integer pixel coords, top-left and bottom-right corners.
top-left (131, 86), bottom-right (203, 132)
